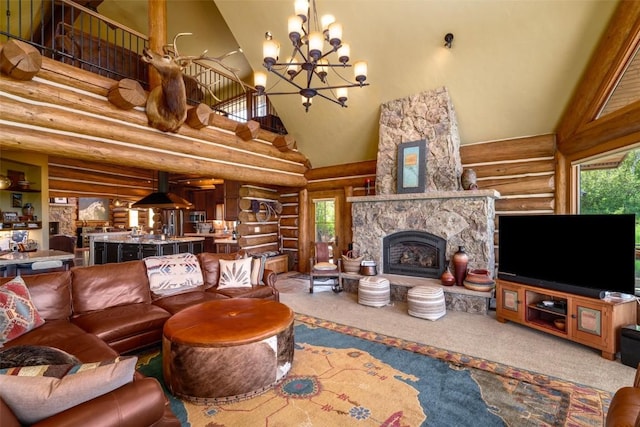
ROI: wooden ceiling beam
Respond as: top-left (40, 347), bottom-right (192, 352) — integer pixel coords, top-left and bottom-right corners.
top-left (556, 0), bottom-right (640, 146)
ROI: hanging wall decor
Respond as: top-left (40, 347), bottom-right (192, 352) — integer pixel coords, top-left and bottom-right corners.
top-left (397, 140), bottom-right (426, 194)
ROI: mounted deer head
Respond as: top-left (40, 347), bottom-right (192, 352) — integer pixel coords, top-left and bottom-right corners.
top-left (142, 47), bottom-right (187, 132)
top-left (141, 33), bottom-right (249, 132)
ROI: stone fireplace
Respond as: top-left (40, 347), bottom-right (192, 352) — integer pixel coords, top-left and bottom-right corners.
top-left (348, 87), bottom-right (499, 277)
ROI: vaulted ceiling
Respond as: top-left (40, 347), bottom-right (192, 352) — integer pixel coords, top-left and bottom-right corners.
top-left (97, 0), bottom-right (619, 169)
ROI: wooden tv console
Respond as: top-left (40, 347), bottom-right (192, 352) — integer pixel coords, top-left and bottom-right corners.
top-left (496, 279), bottom-right (637, 360)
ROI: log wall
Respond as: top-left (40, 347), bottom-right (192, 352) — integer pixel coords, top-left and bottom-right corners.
top-left (283, 137), bottom-right (556, 273)
top-left (0, 50), bottom-right (309, 188)
top-left (236, 185), bottom-right (282, 256)
top-left (460, 134), bottom-right (557, 265)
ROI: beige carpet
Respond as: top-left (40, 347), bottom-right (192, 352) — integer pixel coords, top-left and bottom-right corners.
top-left (276, 272), bottom-right (636, 394)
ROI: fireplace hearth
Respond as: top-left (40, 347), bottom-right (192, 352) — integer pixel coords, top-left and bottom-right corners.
top-left (383, 230), bottom-right (446, 278)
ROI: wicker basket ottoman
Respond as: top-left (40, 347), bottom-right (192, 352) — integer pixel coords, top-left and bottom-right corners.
top-left (407, 286), bottom-right (446, 320)
top-left (358, 276), bottom-right (391, 307)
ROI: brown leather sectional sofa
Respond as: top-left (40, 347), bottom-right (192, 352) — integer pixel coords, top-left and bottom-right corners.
top-left (606, 364), bottom-right (640, 426)
top-left (0, 251), bottom-right (279, 426)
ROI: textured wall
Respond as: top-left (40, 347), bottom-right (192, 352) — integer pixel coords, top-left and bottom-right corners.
top-left (352, 87), bottom-right (498, 275)
top-left (376, 87), bottom-right (463, 194)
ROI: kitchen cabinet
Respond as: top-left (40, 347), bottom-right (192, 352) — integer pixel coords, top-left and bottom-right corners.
top-left (94, 239), bottom-right (204, 265)
top-left (193, 187), bottom-right (224, 220)
top-left (224, 181), bottom-right (240, 221)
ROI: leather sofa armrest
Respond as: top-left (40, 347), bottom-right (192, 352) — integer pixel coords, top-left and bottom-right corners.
top-left (31, 378), bottom-right (175, 427)
top-left (0, 397), bottom-right (21, 427)
top-left (263, 268), bottom-right (277, 288)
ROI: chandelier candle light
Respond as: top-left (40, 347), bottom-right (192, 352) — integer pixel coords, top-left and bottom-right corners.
top-left (255, 0), bottom-right (369, 112)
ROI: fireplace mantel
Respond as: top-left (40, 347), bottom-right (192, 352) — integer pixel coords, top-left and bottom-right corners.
top-left (349, 189), bottom-right (500, 276)
top-left (347, 189), bottom-right (500, 204)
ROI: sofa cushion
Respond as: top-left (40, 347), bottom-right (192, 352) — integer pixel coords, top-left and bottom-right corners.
top-left (71, 261), bottom-right (151, 314)
top-left (0, 271), bottom-right (72, 321)
top-left (197, 252), bottom-right (241, 289)
top-left (213, 284), bottom-right (278, 300)
top-left (153, 290), bottom-right (227, 315)
top-left (1, 320), bottom-right (119, 362)
top-left (144, 252), bottom-right (204, 299)
top-left (0, 345), bottom-right (79, 369)
top-left (251, 254), bottom-right (267, 286)
top-left (218, 257), bottom-right (252, 289)
top-left (71, 303), bottom-right (170, 346)
top-left (0, 277), bottom-right (45, 347)
top-left (0, 355), bottom-right (137, 424)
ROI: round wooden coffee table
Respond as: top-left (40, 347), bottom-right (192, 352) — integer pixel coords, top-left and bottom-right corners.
top-left (162, 298), bottom-right (295, 404)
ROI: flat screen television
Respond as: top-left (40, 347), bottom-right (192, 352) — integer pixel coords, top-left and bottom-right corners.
top-left (498, 214), bottom-right (636, 299)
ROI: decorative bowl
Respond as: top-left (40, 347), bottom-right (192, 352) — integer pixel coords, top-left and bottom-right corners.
top-left (553, 319), bottom-right (566, 331)
top-left (463, 269), bottom-right (495, 291)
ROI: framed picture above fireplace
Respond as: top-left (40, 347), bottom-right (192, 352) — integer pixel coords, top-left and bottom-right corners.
top-left (397, 140), bottom-right (426, 194)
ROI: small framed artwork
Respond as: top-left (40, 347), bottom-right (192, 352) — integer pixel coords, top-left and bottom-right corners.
top-left (2, 212), bottom-right (18, 222)
top-left (78, 198), bottom-right (109, 221)
top-left (396, 140), bottom-right (426, 194)
top-left (11, 193), bottom-right (22, 208)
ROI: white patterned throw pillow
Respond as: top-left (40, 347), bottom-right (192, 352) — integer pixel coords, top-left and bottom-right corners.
top-left (144, 253), bottom-right (204, 297)
top-left (218, 257), bottom-right (252, 289)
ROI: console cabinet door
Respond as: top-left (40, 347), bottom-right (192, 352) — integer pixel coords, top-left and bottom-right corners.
top-left (496, 280), bottom-right (524, 323)
top-left (569, 298), bottom-right (608, 350)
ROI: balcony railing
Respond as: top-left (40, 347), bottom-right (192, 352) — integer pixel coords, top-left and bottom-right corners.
top-left (0, 0), bottom-right (285, 134)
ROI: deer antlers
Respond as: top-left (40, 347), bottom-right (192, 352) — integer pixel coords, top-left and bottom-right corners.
top-left (163, 32), bottom-right (250, 102)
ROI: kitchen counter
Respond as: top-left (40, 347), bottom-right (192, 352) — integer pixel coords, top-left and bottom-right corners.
top-left (184, 233), bottom-right (236, 241)
top-left (101, 236), bottom-right (204, 244)
top-left (0, 249), bottom-right (75, 275)
top-left (0, 249), bottom-right (75, 266)
top-left (184, 233), bottom-right (237, 253)
top-left (91, 236), bottom-right (204, 265)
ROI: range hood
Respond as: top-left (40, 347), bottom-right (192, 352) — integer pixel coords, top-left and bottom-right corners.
top-left (132, 172), bottom-right (193, 209)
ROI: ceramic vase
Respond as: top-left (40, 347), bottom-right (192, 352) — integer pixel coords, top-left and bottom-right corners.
top-left (452, 246), bottom-right (469, 286)
top-left (440, 260), bottom-right (456, 286)
top-left (461, 169), bottom-right (478, 190)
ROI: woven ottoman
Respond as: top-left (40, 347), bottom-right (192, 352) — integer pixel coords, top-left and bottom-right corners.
top-left (407, 286), bottom-right (446, 320)
top-left (358, 276), bottom-right (390, 307)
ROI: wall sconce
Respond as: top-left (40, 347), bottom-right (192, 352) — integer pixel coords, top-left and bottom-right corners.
top-left (444, 33), bottom-right (454, 49)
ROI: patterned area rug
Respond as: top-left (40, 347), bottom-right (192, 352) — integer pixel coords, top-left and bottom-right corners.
top-left (136, 314), bottom-right (610, 426)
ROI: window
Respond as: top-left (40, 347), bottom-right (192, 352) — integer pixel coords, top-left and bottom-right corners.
top-left (578, 148), bottom-right (640, 290)
top-left (314, 199), bottom-right (335, 243)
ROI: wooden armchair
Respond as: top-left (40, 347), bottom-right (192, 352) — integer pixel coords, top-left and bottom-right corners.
top-left (309, 242), bottom-right (343, 294)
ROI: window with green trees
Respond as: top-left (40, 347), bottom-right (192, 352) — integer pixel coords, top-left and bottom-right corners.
top-left (314, 199), bottom-right (336, 244)
top-left (579, 148), bottom-right (640, 285)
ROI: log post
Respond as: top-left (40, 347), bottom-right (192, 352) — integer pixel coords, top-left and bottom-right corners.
top-left (186, 103), bottom-right (212, 129)
top-left (148, 0), bottom-right (167, 89)
top-left (273, 134), bottom-right (296, 152)
top-left (235, 120), bottom-right (260, 141)
top-left (0, 40), bottom-right (42, 80)
top-left (107, 79), bottom-right (147, 109)
top-left (298, 188), bottom-right (309, 273)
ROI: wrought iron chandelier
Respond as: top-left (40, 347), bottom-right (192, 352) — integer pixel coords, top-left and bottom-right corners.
top-left (254, 0), bottom-right (369, 112)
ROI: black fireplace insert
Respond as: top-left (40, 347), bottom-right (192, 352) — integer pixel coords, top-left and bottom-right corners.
top-left (383, 230), bottom-right (446, 278)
